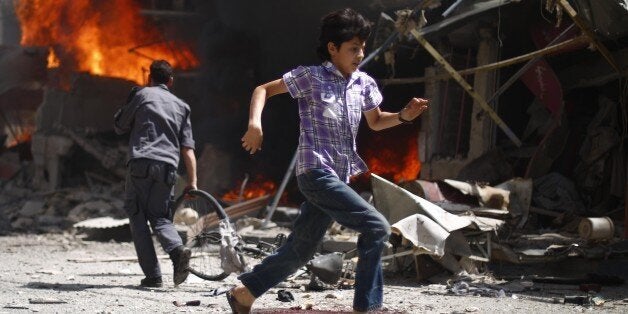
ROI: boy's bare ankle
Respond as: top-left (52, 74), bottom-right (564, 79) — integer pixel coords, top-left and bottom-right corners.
top-left (232, 285), bottom-right (255, 306)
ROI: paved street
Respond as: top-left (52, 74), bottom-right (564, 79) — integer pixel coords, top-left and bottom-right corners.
top-left (1, 234), bottom-right (628, 313)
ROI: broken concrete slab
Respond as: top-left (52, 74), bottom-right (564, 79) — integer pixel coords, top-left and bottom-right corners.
top-left (19, 200), bottom-right (45, 217)
top-left (495, 178), bottom-right (532, 228)
top-left (67, 200), bottom-right (115, 223)
top-left (30, 133), bottom-right (73, 191)
top-left (73, 216), bottom-right (131, 242)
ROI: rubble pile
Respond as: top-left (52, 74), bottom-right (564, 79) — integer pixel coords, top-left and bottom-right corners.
top-left (0, 155), bottom-right (127, 235)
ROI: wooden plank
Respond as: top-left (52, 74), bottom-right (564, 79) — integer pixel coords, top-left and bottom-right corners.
top-left (188, 195), bottom-right (270, 234)
top-left (381, 35), bottom-right (589, 86)
top-left (410, 29), bottom-right (522, 147)
top-left (558, 0), bottom-right (621, 74)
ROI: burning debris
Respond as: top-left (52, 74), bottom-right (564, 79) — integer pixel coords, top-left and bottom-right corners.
top-left (0, 1), bottom-right (625, 312)
top-left (15, 0), bottom-right (198, 85)
top-left (0, 0), bottom-right (206, 235)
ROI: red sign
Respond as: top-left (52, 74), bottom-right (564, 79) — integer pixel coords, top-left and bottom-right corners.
top-left (520, 58), bottom-right (563, 117)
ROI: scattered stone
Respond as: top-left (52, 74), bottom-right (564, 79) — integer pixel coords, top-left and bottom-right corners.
top-left (11, 217), bottom-right (33, 230)
top-left (325, 293), bottom-right (340, 299)
top-left (20, 200), bottom-right (46, 217)
top-left (29, 298), bottom-right (66, 304)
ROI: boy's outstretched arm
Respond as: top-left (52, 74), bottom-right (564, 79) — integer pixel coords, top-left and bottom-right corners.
top-left (241, 79), bottom-right (288, 154)
top-left (364, 97), bottom-right (429, 131)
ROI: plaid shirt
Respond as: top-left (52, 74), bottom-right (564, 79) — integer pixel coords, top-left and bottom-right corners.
top-left (283, 61), bottom-right (383, 182)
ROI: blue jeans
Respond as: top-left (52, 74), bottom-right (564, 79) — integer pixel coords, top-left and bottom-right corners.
top-left (238, 169), bottom-right (391, 311)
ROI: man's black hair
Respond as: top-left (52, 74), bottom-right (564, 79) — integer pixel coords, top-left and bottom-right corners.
top-left (316, 8), bottom-right (371, 61)
top-left (149, 60), bottom-right (173, 85)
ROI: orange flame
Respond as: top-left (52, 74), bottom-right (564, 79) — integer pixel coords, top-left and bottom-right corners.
top-left (16, 0), bottom-right (199, 84)
top-left (4, 125), bottom-right (34, 148)
top-left (363, 131), bottom-right (421, 182)
top-left (222, 175), bottom-right (277, 203)
top-left (47, 47), bottom-right (60, 68)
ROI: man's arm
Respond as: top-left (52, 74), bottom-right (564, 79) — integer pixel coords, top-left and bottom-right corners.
top-left (181, 147), bottom-right (197, 190)
top-left (113, 87), bottom-right (142, 134)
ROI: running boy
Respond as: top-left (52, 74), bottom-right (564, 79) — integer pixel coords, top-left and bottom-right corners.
top-left (229, 8), bottom-right (429, 313)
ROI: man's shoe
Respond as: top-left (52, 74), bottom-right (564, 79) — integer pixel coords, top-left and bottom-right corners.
top-left (170, 245), bottom-right (191, 286)
top-left (140, 276), bottom-right (163, 288)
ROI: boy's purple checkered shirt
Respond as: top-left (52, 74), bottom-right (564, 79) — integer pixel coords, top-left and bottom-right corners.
top-left (283, 61), bottom-right (383, 182)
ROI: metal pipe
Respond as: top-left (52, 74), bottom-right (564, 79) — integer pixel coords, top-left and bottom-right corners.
top-left (442, 0), bottom-right (465, 18)
top-left (261, 150), bottom-right (298, 228)
top-left (486, 24), bottom-right (576, 105)
top-left (359, 32), bottom-right (399, 69)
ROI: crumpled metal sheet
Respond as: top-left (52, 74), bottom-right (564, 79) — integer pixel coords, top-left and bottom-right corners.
top-left (373, 173), bottom-right (474, 231)
top-left (373, 174), bottom-right (484, 257)
top-left (392, 213), bottom-right (450, 257)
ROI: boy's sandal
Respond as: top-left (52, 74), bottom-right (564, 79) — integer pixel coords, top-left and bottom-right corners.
top-left (226, 288), bottom-right (251, 314)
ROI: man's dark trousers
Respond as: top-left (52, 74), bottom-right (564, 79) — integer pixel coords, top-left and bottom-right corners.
top-left (124, 158), bottom-right (182, 278)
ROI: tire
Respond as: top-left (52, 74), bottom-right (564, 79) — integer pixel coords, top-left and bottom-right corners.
top-left (185, 231), bottom-right (229, 281)
top-left (172, 189), bottom-right (229, 281)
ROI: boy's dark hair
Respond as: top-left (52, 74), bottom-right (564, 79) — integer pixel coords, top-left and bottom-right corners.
top-left (149, 60), bottom-right (173, 84)
top-left (316, 8), bottom-right (371, 61)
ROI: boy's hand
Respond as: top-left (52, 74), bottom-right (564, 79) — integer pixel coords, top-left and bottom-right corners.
top-left (241, 124), bottom-right (263, 154)
top-left (400, 97), bottom-right (429, 122)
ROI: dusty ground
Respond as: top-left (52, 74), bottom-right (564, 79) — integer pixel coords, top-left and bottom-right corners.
top-left (1, 233), bottom-right (627, 313)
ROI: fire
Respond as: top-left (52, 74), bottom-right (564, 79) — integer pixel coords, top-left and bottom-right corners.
top-left (362, 130), bottom-right (421, 182)
top-left (4, 125), bottom-right (34, 148)
top-left (16, 0), bottom-right (199, 84)
top-left (47, 47), bottom-right (60, 68)
top-left (222, 175), bottom-right (277, 203)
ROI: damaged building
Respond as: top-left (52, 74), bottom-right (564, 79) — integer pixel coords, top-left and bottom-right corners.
top-left (0, 0), bottom-right (627, 308)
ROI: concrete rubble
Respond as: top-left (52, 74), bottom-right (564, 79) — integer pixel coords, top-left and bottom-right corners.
top-left (0, 0), bottom-right (626, 312)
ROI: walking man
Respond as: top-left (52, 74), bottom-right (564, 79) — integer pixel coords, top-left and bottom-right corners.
top-left (114, 60), bottom-right (197, 287)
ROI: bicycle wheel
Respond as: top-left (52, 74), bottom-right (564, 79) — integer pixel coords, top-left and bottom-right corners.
top-left (172, 189), bottom-right (229, 281)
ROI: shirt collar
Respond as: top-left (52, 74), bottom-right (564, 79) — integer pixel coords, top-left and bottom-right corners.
top-left (156, 83), bottom-right (169, 91)
top-left (322, 61), bottom-right (361, 86)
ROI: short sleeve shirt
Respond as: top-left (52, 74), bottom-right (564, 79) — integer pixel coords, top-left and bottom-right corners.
top-left (282, 61), bottom-right (383, 182)
top-left (116, 84), bottom-right (195, 167)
